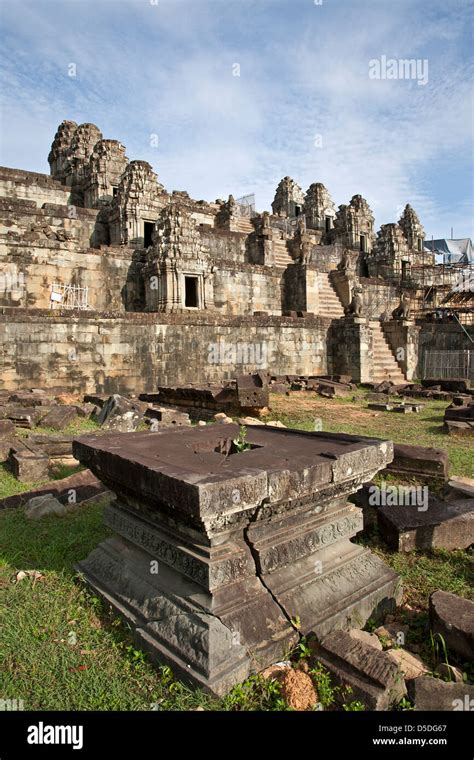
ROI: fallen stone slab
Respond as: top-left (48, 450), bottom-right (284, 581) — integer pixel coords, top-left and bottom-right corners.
top-left (24, 494), bottom-right (68, 520)
top-left (84, 393), bottom-right (110, 408)
top-left (25, 433), bottom-right (75, 458)
top-left (311, 630), bottom-right (406, 710)
top-left (374, 623), bottom-right (409, 648)
top-left (348, 628), bottom-right (383, 650)
top-left (386, 649), bottom-right (429, 680)
top-left (73, 403), bottom-right (97, 418)
top-left (377, 498), bottom-right (474, 552)
top-left (435, 663), bottom-right (464, 683)
top-left (429, 591), bottom-right (474, 661)
top-left (144, 406), bottom-right (190, 428)
top-left (392, 405), bottom-right (413, 413)
top-left (40, 405), bottom-right (77, 431)
top-left (6, 406), bottom-right (47, 429)
top-left (8, 449), bottom-right (49, 482)
top-left (368, 403), bottom-right (393, 411)
top-left (8, 391), bottom-right (52, 407)
top-left (445, 419), bottom-right (474, 435)
top-left (237, 417), bottom-right (265, 426)
top-left (317, 382), bottom-right (351, 399)
top-left (0, 419), bottom-right (16, 438)
top-left (422, 379), bottom-right (472, 394)
top-left (385, 443), bottom-right (449, 482)
top-left (446, 476), bottom-right (474, 499)
top-left (0, 468), bottom-right (109, 510)
top-left (407, 675), bottom-right (474, 711)
top-left (96, 395), bottom-right (146, 432)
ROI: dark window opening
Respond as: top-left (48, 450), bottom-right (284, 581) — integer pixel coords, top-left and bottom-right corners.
top-left (144, 222), bottom-right (154, 248)
top-left (417, 237), bottom-right (422, 251)
top-left (112, 186), bottom-right (118, 197)
top-left (360, 234), bottom-right (367, 252)
top-left (325, 216), bottom-right (331, 232)
top-left (185, 276), bottom-right (199, 308)
top-left (294, 205), bottom-right (301, 217)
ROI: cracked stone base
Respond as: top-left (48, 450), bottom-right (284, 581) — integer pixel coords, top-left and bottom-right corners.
top-left (74, 426), bottom-right (402, 696)
top-left (76, 501), bottom-right (400, 695)
top-left (76, 532), bottom-right (297, 695)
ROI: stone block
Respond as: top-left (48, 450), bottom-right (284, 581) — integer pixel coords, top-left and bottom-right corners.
top-left (312, 630), bottom-right (406, 710)
top-left (144, 406), bottom-right (190, 428)
top-left (377, 499), bottom-right (474, 552)
top-left (429, 591), bottom-right (474, 661)
top-left (24, 494), bottom-right (68, 520)
top-left (40, 406), bottom-right (77, 430)
top-left (96, 394), bottom-right (144, 432)
top-left (9, 449), bottom-right (49, 482)
top-left (368, 403), bottom-right (393, 411)
top-left (0, 420), bottom-right (16, 438)
top-left (385, 443), bottom-right (449, 481)
top-left (386, 649), bottom-right (429, 680)
top-left (407, 676), bottom-right (474, 711)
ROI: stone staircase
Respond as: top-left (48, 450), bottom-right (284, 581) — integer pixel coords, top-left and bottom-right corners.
top-left (317, 272), bottom-right (345, 318)
top-left (370, 321), bottom-right (406, 383)
top-left (272, 238), bottom-right (293, 268)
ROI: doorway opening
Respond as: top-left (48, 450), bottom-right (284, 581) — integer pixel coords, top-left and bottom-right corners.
top-left (143, 221), bottom-right (154, 248)
top-left (185, 276), bottom-right (199, 308)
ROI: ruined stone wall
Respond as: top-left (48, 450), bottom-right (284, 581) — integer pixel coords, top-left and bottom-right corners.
top-left (213, 264), bottom-right (282, 315)
top-left (0, 310), bottom-right (330, 392)
top-left (0, 168), bottom-right (72, 208)
top-left (0, 241), bottom-right (135, 310)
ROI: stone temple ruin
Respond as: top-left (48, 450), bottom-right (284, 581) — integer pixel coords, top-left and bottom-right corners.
top-left (0, 121), bottom-right (473, 702)
top-left (0, 119), bottom-right (472, 393)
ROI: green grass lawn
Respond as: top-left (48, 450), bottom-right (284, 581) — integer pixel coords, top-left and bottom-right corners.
top-left (0, 390), bottom-right (472, 710)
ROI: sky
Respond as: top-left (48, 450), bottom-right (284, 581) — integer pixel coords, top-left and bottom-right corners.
top-left (0, 0), bottom-right (473, 239)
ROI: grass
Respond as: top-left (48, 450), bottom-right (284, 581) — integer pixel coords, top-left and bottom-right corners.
top-left (0, 389), bottom-right (472, 710)
top-left (264, 389), bottom-right (473, 477)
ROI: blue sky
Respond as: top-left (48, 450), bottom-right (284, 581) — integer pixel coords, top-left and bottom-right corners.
top-left (0, 0), bottom-right (472, 239)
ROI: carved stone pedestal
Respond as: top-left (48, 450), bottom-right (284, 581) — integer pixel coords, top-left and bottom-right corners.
top-left (74, 425), bottom-right (401, 696)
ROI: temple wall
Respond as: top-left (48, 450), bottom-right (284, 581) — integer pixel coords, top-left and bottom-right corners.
top-left (0, 310), bottom-right (330, 393)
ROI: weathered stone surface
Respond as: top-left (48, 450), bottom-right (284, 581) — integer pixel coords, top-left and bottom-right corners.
top-left (407, 676), bottom-right (474, 711)
top-left (144, 406), bottom-right (190, 428)
top-left (386, 649), bottom-right (429, 680)
top-left (96, 394), bottom-right (145, 431)
top-left (378, 499), bottom-right (474, 552)
top-left (6, 406), bottom-right (46, 429)
top-left (9, 449), bottom-right (49, 482)
top-left (348, 628), bottom-right (383, 650)
top-left (0, 419), bottom-right (15, 438)
top-left (0, 468), bottom-right (108, 510)
top-left (24, 494), bottom-right (67, 520)
top-left (312, 630), bottom-right (406, 710)
top-left (429, 591), bottom-right (474, 661)
top-left (385, 443), bottom-right (449, 481)
top-left (446, 476), bottom-right (474, 499)
top-left (74, 425), bottom-right (400, 696)
top-left (40, 405), bottom-right (77, 430)
top-left (25, 433), bottom-right (75, 457)
top-left (73, 403), bottom-right (97, 418)
top-left (235, 374), bottom-right (269, 408)
top-left (435, 663), bottom-right (464, 683)
top-left (374, 623), bottom-right (409, 647)
top-left (368, 403), bottom-right (393, 411)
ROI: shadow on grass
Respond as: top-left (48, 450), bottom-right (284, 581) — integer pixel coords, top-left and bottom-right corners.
top-left (0, 498), bottom-right (111, 574)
